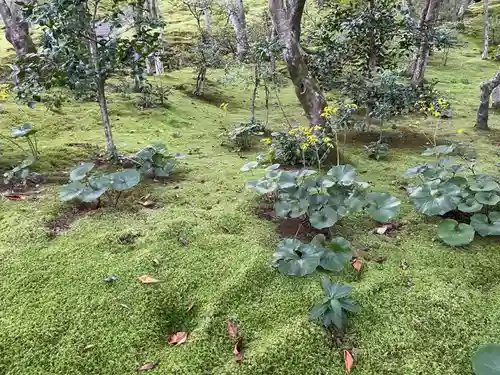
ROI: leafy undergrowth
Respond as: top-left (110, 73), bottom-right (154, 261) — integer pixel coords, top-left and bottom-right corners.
top-left (2, 53), bottom-right (500, 375)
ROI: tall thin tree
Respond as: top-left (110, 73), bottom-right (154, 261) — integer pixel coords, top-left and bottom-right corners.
top-left (482, 0), bottom-right (489, 60)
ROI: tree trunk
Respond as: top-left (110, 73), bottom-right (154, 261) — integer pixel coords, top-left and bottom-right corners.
top-left (411, 0), bottom-right (441, 86)
top-left (0, 0), bottom-right (36, 58)
top-left (194, 65), bottom-right (207, 96)
top-left (476, 68), bottom-right (500, 130)
top-left (203, 6), bottom-right (212, 37)
top-left (482, 0), bottom-right (489, 60)
top-left (250, 64), bottom-right (260, 123)
top-left (268, 0), bottom-right (327, 126)
top-left (226, 0), bottom-right (249, 61)
top-left (89, 37), bottom-right (117, 159)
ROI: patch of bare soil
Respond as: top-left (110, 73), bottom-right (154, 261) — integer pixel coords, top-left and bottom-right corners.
top-left (255, 201), bottom-right (328, 241)
top-left (46, 205), bottom-right (98, 237)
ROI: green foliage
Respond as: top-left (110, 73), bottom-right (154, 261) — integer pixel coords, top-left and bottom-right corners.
top-left (405, 145), bottom-right (500, 246)
top-left (263, 125), bottom-right (336, 167)
top-left (472, 344), bottom-right (500, 375)
top-left (226, 121), bottom-right (266, 151)
top-left (60, 162), bottom-right (141, 205)
top-left (310, 278), bottom-right (359, 332)
top-left (244, 163), bottom-right (400, 231)
top-left (2, 124), bottom-right (40, 185)
top-left (311, 0), bottom-right (405, 91)
top-left (137, 82), bottom-right (171, 109)
top-left (364, 139), bottom-right (390, 160)
top-left (134, 143), bottom-right (183, 179)
top-left (271, 235), bottom-right (353, 277)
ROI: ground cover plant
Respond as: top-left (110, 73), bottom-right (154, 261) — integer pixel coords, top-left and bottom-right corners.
top-left (2, 0), bottom-right (500, 374)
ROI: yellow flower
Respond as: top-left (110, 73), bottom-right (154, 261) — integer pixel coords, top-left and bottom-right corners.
top-left (219, 102), bottom-right (228, 111)
top-left (289, 129), bottom-right (295, 135)
top-left (313, 126), bottom-right (322, 131)
top-left (307, 135), bottom-right (318, 144)
top-left (300, 143), bottom-right (309, 150)
top-left (322, 137), bottom-right (331, 143)
top-left (457, 129), bottom-right (464, 134)
top-left (433, 111), bottom-right (440, 118)
top-left (261, 138), bottom-right (272, 145)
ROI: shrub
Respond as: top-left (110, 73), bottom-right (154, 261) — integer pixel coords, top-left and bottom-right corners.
top-left (137, 82), bottom-right (171, 109)
top-left (133, 143), bottom-right (184, 179)
top-left (226, 121), bottom-right (266, 151)
top-left (2, 124), bottom-right (39, 185)
top-left (364, 139), bottom-right (390, 160)
top-left (60, 162), bottom-right (141, 205)
top-left (404, 144), bottom-right (500, 246)
top-left (265, 126), bottom-right (335, 167)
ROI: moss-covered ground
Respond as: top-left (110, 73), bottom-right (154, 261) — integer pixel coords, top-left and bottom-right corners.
top-left (2, 5), bottom-right (500, 374)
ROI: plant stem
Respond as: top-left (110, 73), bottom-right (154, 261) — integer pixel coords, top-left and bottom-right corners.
top-left (0, 133), bottom-right (25, 152)
top-left (115, 191), bottom-right (122, 206)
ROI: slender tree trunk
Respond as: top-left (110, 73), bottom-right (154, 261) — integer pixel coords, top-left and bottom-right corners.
top-left (268, 0), bottom-right (327, 126)
top-left (482, 0), bottom-right (489, 60)
top-left (194, 65), bottom-right (207, 96)
top-left (0, 0), bottom-right (36, 58)
top-left (476, 68), bottom-right (500, 130)
top-left (411, 0), bottom-right (441, 86)
top-left (89, 38), bottom-right (117, 159)
top-left (226, 0), bottom-right (249, 61)
top-left (250, 64), bottom-right (260, 123)
top-left (203, 6), bottom-right (212, 36)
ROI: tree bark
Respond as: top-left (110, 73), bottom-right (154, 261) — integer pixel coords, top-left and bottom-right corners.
top-left (268, 0), bottom-right (327, 126)
top-left (482, 0), bottom-right (489, 60)
top-left (226, 0), bottom-right (249, 61)
top-left (89, 37), bottom-right (117, 159)
top-left (0, 0), bottom-right (36, 58)
top-left (250, 64), bottom-right (260, 123)
top-left (411, 0), bottom-right (441, 86)
top-left (476, 68), bottom-right (500, 130)
top-left (203, 6), bottom-right (212, 37)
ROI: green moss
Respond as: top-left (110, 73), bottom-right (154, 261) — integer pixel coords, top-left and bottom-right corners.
top-left (3, 17), bottom-right (500, 375)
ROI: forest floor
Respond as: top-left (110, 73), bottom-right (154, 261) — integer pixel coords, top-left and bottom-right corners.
top-left (2, 6), bottom-right (500, 375)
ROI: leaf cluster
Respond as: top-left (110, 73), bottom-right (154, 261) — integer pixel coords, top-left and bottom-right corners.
top-left (134, 143), bottom-right (183, 179)
top-left (405, 145), bottom-right (500, 246)
top-left (60, 162), bottom-right (141, 204)
top-left (244, 163), bottom-right (401, 229)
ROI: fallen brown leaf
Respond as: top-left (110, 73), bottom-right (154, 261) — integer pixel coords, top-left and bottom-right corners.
top-left (233, 337), bottom-right (244, 362)
top-left (167, 332), bottom-right (188, 345)
top-left (373, 222), bottom-right (402, 235)
top-left (140, 200), bottom-right (156, 208)
top-left (187, 302), bottom-right (195, 312)
top-left (137, 275), bottom-right (161, 284)
top-left (4, 194), bottom-right (26, 201)
top-left (352, 259), bottom-right (362, 272)
top-left (137, 360), bottom-right (160, 371)
top-left (344, 350), bottom-right (353, 373)
top-left (375, 226), bottom-right (388, 235)
top-left (227, 318), bottom-right (239, 339)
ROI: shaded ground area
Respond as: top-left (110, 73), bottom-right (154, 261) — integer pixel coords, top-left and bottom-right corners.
top-left (2, 32), bottom-right (500, 375)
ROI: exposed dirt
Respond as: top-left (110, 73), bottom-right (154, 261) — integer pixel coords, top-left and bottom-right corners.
top-left (346, 129), bottom-right (446, 149)
top-left (255, 201), bottom-right (329, 241)
top-left (442, 210), bottom-right (473, 224)
top-left (46, 205), bottom-right (98, 237)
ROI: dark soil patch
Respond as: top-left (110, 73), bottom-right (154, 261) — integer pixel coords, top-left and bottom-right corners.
top-left (46, 205), bottom-right (98, 237)
top-left (346, 130), bottom-right (447, 150)
top-left (441, 210), bottom-right (473, 224)
top-left (117, 232), bottom-right (142, 244)
top-left (255, 201), bottom-right (328, 241)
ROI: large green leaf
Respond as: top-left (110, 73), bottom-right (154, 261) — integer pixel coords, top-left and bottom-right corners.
top-left (472, 344), bottom-right (500, 375)
top-left (309, 206), bottom-right (338, 229)
top-left (273, 238), bottom-right (322, 276)
top-left (458, 198), bottom-right (483, 213)
top-left (80, 187), bottom-right (107, 202)
top-left (240, 161), bottom-right (258, 172)
top-left (278, 171), bottom-right (297, 189)
top-left (327, 165), bottom-right (357, 186)
top-left (289, 199), bottom-right (309, 218)
top-left (438, 219), bottom-right (474, 246)
top-left (409, 182), bottom-right (461, 216)
top-left (475, 191), bottom-right (500, 206)
top-left (70, 162), bottom-right (95, 181)
top-left (471, 213), bottom-right (500, 237)
top-left (469, 179), bottom-right (500, 192)
top-left (422, 144), bottom-right (455, 156)
top-left (11, 123), bottom-right (37, 137)
top-left (275, 200), bottom-right (292, 217)
top-left (109, 169), bottom-right (141, 191)
top-left (59, 181), bottom-right (86, 201)
top-left (253, 179), bottom-right (278, 194)
top-left (365, 192), bottom-right (401, 223)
